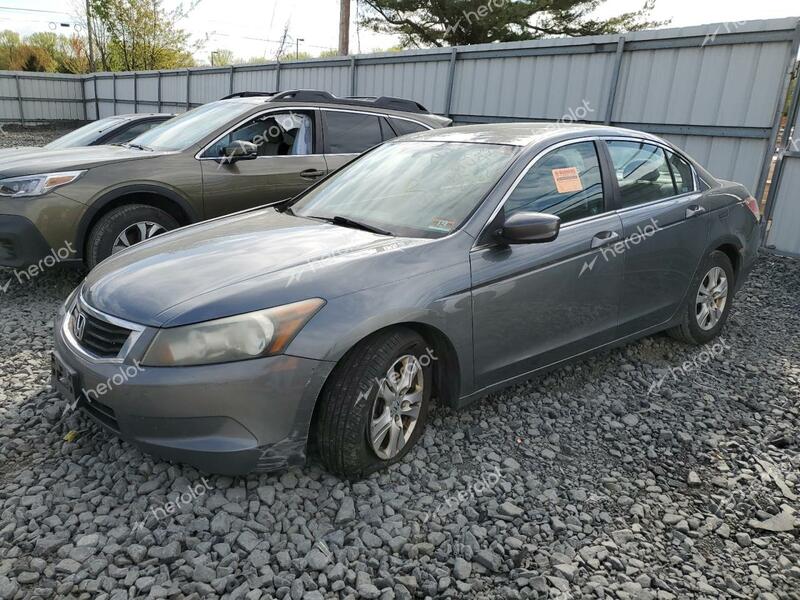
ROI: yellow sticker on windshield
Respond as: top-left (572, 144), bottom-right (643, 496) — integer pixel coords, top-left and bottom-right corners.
top-left (552, 167), bottom-right (583, 193)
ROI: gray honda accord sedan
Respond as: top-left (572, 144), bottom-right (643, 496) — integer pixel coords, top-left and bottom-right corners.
top-left (52, 123), bottom-right (760, 477)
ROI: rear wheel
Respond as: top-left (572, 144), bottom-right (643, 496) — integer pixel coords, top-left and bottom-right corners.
top-left (86, 204), bottom-right (178, 268)
top-left (668, 250), bottom-right (734, 345)
top-left (315, 328), bottom-right (433, 478)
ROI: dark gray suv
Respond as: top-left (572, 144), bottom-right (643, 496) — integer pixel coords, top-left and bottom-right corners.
top-left (52, 123), bottom-right (760, 478)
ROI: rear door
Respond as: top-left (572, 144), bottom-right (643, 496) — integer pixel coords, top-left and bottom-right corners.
top-left (199, 109), bottom-right (327, 218)
top-left (601, 139), bottom-right (710, 336)
top-left (470, 140), bottom-right (624, 389)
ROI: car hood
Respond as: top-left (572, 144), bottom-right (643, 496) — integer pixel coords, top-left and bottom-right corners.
top-left (0, 145), bottom-right (171, 177)
top-left (82, 208), bottom-right (436, 327)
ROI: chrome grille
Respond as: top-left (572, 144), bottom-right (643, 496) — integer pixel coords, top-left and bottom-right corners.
top-left (71, 307), bottom-right (132, 358)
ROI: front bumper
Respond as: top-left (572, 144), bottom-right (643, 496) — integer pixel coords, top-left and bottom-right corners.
top-left (0, 214), bottom-right (52, 268)
top-left (53, 307), bottom-right (334, 475)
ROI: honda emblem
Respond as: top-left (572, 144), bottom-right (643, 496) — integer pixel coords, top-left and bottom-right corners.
top-left (75, 312), bottom-right (86, 340)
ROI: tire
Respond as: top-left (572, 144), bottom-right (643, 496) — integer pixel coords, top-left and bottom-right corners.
top-left (86, 204), bottom-right (178, 269)
top-left (668, 250), bottom-right (735, 345)
top-left (316, 328), bottom-right (434, 478)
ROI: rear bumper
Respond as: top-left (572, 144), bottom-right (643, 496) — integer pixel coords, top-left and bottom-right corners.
top-left (53, 311), bottom-right (334, 474)
top-left (0, 214), bottom-right (52, 268)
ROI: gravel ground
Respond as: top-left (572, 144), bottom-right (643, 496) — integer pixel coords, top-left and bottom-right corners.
top-left (0, 123), bottom-right (78, 148)
top-left (0, 127), bottom-right (799, 600)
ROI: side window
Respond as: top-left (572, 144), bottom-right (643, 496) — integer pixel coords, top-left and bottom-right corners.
top-left (388, 117), bottom-right (428, 137)
top-left (104, 120), bottom-right (160, 145)
top-left (322, 111), bottom-right (382, 154)
top-left (607, 141), bottom-right (676, 208)
top-left (667, 151), bottom-right (695, 194)
top-left (205, 111), bottom-right (314, 158)
top-left (504, 141), bottom-right (605, 224)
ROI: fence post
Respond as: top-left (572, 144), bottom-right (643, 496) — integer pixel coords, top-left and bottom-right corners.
top-left (276, 61), bottom-right (281, 91)
top-left (604, 35), bottom-right (625, 125)
top-left (133, 72), bottom-right (138, 112)
top-left (112, 72), bottom-right (117, 115)
top-left (14, 74), bottom-right (24, 122)
top-left (229, 65), bottom-right (235, 95)
top-left (350, 56), bottom-right (356, 96)
top-left (444, 47), bottom-right (458, 118)
top-left (185, 69), bottom-right (191, 110)
top-left (93, 74), bottom-right (99, 119)
top-left (157, 71), bottom-right (162, 112)
top-left (80, 75), bottom-right (87, 121)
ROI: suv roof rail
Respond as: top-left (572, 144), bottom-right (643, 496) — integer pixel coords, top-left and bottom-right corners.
top-left (271, 90), bottom-right (337, 102)
top-left (221, 91), bottom-right (277, 99)
top-left (270, 89), bottom-right (430, 114)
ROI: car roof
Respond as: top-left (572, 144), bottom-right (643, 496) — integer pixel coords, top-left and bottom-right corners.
top-left (218, 95), bottom-right (449, 127)
top-left (400, 122), bottom-right (665, 147)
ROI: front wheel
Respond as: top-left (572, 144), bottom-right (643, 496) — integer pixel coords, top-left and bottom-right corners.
top-left (669, 250), bottom-right (734, 345)
top-left (315, 328), bottom-right (434, 478)
top-left (86, 204), bottom-right (178, 268)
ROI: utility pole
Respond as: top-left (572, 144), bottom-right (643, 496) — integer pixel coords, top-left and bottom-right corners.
top-left (85, 0), bottom-right (95, 71)
top-left (338, 0), bottom-right (350, 56)
top-left (296, 38), bottom-right (304, 60)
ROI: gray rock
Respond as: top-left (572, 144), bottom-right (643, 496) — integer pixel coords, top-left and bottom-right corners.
top-left (453, 557), bottom-right (472, 580)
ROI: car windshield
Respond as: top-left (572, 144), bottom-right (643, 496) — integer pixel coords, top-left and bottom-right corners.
top-left (128, 100), bottom-right (254, 151)
top-left (292, 141), bottom-right (517, 238)
top-left (44, 116), bottom-right (125, 149)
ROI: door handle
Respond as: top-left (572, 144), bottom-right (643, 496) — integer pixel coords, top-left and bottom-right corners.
top-left (591, 231), bottom-right (620, 249)
top-left (685, 205), bottom-right (707, 218)
top-left (300, 169), bottom-right (326, 179)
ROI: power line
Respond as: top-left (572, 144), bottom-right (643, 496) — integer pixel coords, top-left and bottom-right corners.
top-left (0, 6), bottom-right (72, 16)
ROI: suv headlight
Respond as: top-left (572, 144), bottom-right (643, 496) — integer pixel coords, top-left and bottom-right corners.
top-left (0, 170), bottom-right (86, 197)
top-left (142, 298), bottom-right (325, 366)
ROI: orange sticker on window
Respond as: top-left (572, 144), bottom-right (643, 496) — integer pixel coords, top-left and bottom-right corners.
top-left (552, 167), bottom-right (583, 193)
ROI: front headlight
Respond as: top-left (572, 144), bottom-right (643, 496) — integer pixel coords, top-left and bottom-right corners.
top-left (142, 298), bottom-right (325, 366)
top-left (0, 170), bottom-right (86, 197)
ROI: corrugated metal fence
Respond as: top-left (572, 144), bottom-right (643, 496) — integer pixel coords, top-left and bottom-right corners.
top-left (0, 18), bottom-right (799, 244)
top-left (764, 68), bottom-right (800, 257)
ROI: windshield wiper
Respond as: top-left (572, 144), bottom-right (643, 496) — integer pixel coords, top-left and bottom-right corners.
top-left (124, 142), bottom-right (152, 151)
top-left (331, 216), bottom-right (393, 236)
top-left (306, 214), bottom-right (392, 236)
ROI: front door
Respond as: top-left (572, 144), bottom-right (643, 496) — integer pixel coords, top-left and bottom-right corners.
top-left (470, 141), bottom-right (624, 390)
top-left (200, 109), bottom-right (327, 218)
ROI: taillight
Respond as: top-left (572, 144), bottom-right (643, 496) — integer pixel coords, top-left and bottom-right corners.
top-left (744, 196), bottom-right (760, 220)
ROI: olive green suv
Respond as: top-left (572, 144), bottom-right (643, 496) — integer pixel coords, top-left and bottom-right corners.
top-left (0, 90), bottom-right (450, 268)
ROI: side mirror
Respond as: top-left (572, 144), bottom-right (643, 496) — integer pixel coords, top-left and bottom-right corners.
top-left (221, 140), bottom-right (258, 162)
top-left (498, 211), bottom-right (561, 244)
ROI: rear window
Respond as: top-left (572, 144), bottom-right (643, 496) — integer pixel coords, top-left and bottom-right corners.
top-left (667, 151), bottom-right (695, 194)
top-left (606, 141), bottom-right (677, 208)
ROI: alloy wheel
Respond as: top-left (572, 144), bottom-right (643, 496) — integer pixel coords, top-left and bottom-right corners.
top-left (111, 221), bottom-right (168, 255)
top-left (695, 266), bottom-right (728, 331)
top-left (368, 354), bottom-right (424, 460)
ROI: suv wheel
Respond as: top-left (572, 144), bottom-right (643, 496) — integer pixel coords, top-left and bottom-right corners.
top-left (86, 204), bottom-right (178, 268)
top-left (668, 250), bottom-right (734, 345)
top-left (316, 328), bottom-right (433, 478)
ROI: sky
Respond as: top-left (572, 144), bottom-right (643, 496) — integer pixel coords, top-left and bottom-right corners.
top-left (0, 0), bottom-right (798, 64)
